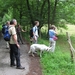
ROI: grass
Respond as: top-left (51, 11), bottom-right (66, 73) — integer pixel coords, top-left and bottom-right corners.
top-left (39, 24), bottom-right (75, 75)
top-left (40, 41), bottom-right (75, 75)
top-left (24, 24), bottom-right (75, 75)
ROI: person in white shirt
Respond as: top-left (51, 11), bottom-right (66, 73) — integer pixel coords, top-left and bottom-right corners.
top-left (33, 21), bottom-right (39, 44)
top-left (9, 19), bottom-right (25, 69)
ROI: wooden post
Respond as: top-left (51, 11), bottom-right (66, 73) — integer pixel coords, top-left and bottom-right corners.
top-left (66, 32), bottom-right (75, 63)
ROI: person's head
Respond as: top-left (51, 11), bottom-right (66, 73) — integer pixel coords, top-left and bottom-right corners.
top-left (6, 21), bottom-right (10, 25)
top-left (34, 21), bottom-right (39, 26)
top-left (10, 19), bottom-right (17, 26)
top-left (17, 24), bottom-right (20, 27)
top-left (50, 25), bottom-right (56, 30)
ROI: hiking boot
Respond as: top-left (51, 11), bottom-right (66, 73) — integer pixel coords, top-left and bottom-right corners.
top-left (10, 64), bottom-right (16, 67)
top-left (16, 66), bottom-right (25, 69)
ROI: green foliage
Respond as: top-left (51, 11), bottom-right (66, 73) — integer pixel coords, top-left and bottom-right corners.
top-left (38, 24), bottom-right (75, 75)
top-left (39, 34), bottom-right (75, 75)
top-left (0, 25), bottom-right (2, 30)
top-left (56, 0), bottom-right (75, 24)
top-left (0, 0), bottom-right (75, 29)
top-left (57, 19), bottom-right (68, 29)
top-left (2, 8), bottom-right (13, 23)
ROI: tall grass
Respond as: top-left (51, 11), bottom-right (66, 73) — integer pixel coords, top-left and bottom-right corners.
top-left (40, 35), bottom-right (75, 75)
top-left (24, 24), bottom-right (75, 75)
top-left (39, 24), bottom-right (75, 75)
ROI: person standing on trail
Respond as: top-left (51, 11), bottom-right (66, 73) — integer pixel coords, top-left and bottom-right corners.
top-left (6, 21), bottom-right (10, 49)
top-left (49, 25), bottom-right (58, 52)
top-left (2, 21), bottom-right (10, 49)
top-left (32, 21), bottom-right (39, 44)
top-left (16, 24), bottom-right (26, 44)
top-left (8, 19), bottom-right (25, 69)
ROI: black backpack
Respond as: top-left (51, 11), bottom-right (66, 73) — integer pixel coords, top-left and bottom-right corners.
top-left (2, 25), bottom-right (11, 41)
top-left (29, 28), bottom-right (33, 38)
top-left (2, 24), bottom-right (6, 34)
top-left (29, 27), bottom-right (37, 38)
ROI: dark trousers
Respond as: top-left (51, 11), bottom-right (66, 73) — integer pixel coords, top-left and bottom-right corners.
top-left (9, 44), bottom-right (21, 67)
top-left (17, 32), bottom-right (23, 44)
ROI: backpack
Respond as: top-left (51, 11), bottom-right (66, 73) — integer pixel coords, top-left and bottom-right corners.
top-left (2, 24), bottom-right (6, 34)
top-left (29, 28), bottom-right (33, 38)
top-left (29, 27), bottom-right (37, 38)
top-left (2, 25), bottom-right (11, 41)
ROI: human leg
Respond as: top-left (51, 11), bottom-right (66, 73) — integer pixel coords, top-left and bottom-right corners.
top-left (19, 32), bottom-right (24, 44)
top-left (9, 44), bottom-right (16, 66)
top-left (33, 36), bottom-right (38, 44)
top-left (6, 42), bottom-right (9, 49)
top-left (17, 33), bottom-right (20, 43)
top-left (11, 44), bottom-right (21, 67)
top-left (50, 40), bottom-right (56, 52)
top-left (14, 44), bottom-right (25, 69)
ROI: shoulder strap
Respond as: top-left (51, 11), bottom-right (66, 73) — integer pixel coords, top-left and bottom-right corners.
top-left (8, 26), bottom-right (13, 35)
top-left (35, 26), bottom-right (37, 32)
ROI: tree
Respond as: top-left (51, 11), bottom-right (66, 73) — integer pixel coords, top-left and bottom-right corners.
top-left (0, 0), bottom-right (75, 29)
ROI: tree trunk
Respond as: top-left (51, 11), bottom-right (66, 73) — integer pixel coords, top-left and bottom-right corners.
top-left (47, 0), bottom-right (50, 38)
top-left (19, 5), bottom-right (22, 25)
top-left (51, 0), bottom-right (58, 24)
top-left (26, 0), bottom-right (34, 26)
top-left (40, 0), bottom-right (47, 28)
top-left (39, 0), bottom-right (47, 38)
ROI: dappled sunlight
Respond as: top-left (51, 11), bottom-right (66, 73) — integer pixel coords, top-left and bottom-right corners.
top-left (58, 24), bottom-right (75, 36)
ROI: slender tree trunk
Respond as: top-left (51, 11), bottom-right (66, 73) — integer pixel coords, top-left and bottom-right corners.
top-left (26, 0), bottom-right (34, 25)
top-left (51, 0), bottom-right (58, 24)
top-left (39, 0), bottom-right (47, 37)
top-left (47, 0), bottom-right (50, 37)
top-left (19, 5), bottom-right (22, 25)
top-left (40, 0), bottom-right (47, 28)
top-left (36, 0), bottom-right (40, 19)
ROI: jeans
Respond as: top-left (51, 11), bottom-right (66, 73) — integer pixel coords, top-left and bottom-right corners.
top-left (9, 44), bottom-right (21, 67)
top-left (50, 40), bottom-right (56, 52)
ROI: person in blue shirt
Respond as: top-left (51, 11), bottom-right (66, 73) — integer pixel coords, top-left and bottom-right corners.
top-left (49, 25), bottom-right (57, 52)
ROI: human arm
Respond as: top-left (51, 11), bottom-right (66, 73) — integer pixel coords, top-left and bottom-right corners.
top-left (21, 29), bottom-right (26, 32)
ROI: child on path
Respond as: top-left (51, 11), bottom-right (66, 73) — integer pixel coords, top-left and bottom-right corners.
top-left (49, 25), bottom-right (58, 52)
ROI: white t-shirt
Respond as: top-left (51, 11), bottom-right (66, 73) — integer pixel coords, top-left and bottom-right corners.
top-left (33, 26), bottom-right (38, 37)
top-left (9, 25), bottom-right (17, 44)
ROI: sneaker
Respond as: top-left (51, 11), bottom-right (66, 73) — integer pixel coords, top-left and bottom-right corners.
top-left (16, 66), bottom-right (25, 69)
top-left (6, 47), bottom-right (9, 49)
top-left (10, 64), bottom-right (16, 67)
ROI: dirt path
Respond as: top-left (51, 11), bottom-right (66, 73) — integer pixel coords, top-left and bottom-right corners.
top-left (0, 34), bottom-right (42, 75)
top-left (0, 37), bottom-right (30, 75)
